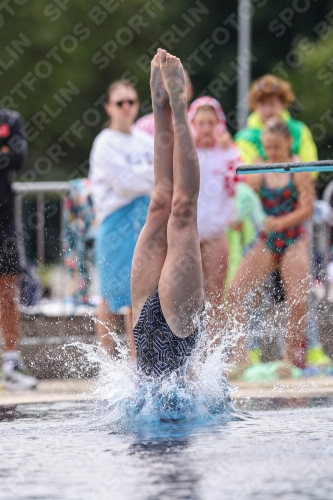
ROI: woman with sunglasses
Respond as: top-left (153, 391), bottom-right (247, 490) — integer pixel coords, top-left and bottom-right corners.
top-left (89, 80), bottom-right (154, 360)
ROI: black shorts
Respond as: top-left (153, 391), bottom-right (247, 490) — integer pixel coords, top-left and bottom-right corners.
top-left (0, 237), bottom-right (21, 276)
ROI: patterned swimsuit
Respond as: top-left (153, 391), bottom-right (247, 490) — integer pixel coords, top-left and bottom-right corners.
top-left (133, 289), bottom-right (200, 378)
top-left (259, 174), bottom-right (306, 261)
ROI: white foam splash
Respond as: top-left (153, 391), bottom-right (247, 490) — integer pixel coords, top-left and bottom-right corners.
top-left (69, 306), bottom-right (247, 430)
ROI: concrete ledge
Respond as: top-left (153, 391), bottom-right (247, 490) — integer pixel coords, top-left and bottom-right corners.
top-left (0, 379), bottom-right (96, 405)
top-left (233, 376), bottom-right (333, 399)
top-left (15, 314), bottom-right (125, 379)
top-left (0, 300), bottom-right (331, 380)
top-left (1, 377), bottom-right (333, 406)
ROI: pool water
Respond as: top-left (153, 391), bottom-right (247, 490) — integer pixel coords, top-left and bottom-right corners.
top-left (1, 398), bottom-right (333, 500)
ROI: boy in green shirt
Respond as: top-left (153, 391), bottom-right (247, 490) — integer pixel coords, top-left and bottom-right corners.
top-left (235, 74), bottom-right (317, 166)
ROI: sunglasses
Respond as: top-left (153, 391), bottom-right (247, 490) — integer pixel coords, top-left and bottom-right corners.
top-left (113, 99), bottom-right (138, 108)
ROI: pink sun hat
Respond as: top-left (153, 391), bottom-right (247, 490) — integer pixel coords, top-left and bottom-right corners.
top-left (188, 96), bottom-right (227, 146)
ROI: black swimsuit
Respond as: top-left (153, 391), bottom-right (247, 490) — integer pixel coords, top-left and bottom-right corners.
top-left (133, 289), bottom-right (200, 378)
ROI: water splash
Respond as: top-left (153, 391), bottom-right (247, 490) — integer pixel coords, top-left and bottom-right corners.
top-left (66, 305), bottom-right (248, 431)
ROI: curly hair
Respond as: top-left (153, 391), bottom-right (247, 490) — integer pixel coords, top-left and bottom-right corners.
top-left (248, 74), bottom-right (295, 110)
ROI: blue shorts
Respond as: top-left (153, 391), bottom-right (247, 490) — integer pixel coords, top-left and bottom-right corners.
top-left (95, 196), bottom-right (149, 313)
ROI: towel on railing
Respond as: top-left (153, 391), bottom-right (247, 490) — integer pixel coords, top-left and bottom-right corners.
top-left (62, 178), bottom-right (96, 306)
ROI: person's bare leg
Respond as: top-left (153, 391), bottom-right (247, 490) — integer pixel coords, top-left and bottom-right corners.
top-left (95, 299), bottom-right (117, 355)
top-left (227, 241), bottom-right (275, 364)
top-left (201, 234), bottom-right (229, 336)
top-left (280, 239), bottom-right (309, 367)
top-left (131, 49), bottom-right (174, 325)
top-left (124, 309), bottom-right (136, 362)
top-left (0, 276), bottom-right (20, 351)
top-left (158, 52), bottom-right (203, 338)
top-left (96, 301), bottom-right (136, 360)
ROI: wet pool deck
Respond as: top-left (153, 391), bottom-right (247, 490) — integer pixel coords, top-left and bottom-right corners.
top-left (1, 377), bottom-right (333, 406)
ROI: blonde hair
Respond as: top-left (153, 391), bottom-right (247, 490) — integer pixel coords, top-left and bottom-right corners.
top-left (248, 74), bottom-right (295, 111)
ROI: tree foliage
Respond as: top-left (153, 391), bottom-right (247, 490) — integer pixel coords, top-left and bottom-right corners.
top-left (1, 0), bottom-right (332, 182)
top-left (289, 31), bottom-right (333, 188)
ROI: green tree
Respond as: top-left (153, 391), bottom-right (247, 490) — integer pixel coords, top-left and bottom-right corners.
top-left (290, 32), bottom-right (333, 189)
top-left (0, 0), bottom-right (332, 182)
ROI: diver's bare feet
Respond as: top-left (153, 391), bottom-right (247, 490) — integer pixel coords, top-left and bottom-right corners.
top-left (160, 51), bottom-right (186, 112)
top-left (150, 49), bottom-right (169, 108)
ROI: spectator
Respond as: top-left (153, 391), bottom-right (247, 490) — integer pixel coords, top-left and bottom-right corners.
top-left (227, 118), bottom-right (314, 378)
top-left (234, 74), bottom-right (317, 164)
top-left (235, 74), bottom-right (330, 367)
top-left (0, 108), bottom-right (37, 390)
top-left (89, 80), bottom-right (154, 360)
top-left (188, 96), bottom-right (241, 332)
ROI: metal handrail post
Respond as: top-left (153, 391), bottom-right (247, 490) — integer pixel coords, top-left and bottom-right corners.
top-left (237, 0), bottom-right (252, 131)
top-left (14, 193), bottom-right (27, 269)
top-left (323, 179), bottom-right (333, 301)
top-left (323, 179), bottom-right (333, 205)
top-left (306, 218), bottom-right (319, 337)
top-left (58, 193), bottom-right (66, 266)
top-left (14, 193), bottom-right (22, 237)
top-left (36, 192), bottom-right (45, 267)
top-left (324, 222), bottom-right (331, 300)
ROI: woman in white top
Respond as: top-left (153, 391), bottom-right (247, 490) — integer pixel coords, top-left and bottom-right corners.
top-left (89, 80), bottom-right (154, 358)
top-left (188, 97), bottom-right (241, 331)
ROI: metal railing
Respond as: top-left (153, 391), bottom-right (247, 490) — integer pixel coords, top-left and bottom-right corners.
top-left (323, 179), bottom-right (333, 205)
top-left (12, 181), bottom-right (333, 299)
top-left (322, 179), bottom-right (333, 298)
top-left (13, 182), bottom-right (70, 266)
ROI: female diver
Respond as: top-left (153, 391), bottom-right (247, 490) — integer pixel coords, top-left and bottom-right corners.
top-left (131, 49), bottom-right (204, 378)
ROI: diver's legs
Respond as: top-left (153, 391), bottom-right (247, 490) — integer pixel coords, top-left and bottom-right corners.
top-left (131, 49), bottom-right (174, 325)
top-left (158, 51), bottom-right (204, 339)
